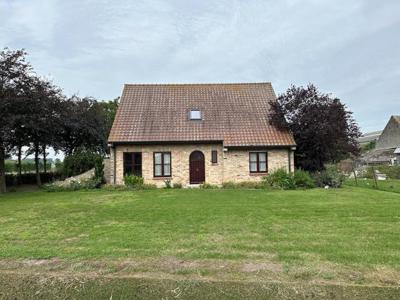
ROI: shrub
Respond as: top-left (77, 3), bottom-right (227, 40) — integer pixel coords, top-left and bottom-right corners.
top-left (313, 165), bottom-right (345, 188)
top-left (94, 156), bottom-right (104, 183)
top-left (173, 183), bottom-right (183, 189)
top-left (201, 183), bottom-right (219, 189)
top-left (43, 177), bottom-right (102, 192)
top-left (63, 150), bottom-right (100, 178)
top-left (6, 172), bottom-right (62, 187)
top-left (221, 182), bottom-right (237, 189)
top-left (164, 179), bottom-right (172, 189)
top-left (124, 175), bottom-right (144, 188)
top-left (293, 169), bottom-right (316, 188)
top-left (264, 168), bottom-right (296, 190)
top-left (365, 165), bottom-right (400, 179)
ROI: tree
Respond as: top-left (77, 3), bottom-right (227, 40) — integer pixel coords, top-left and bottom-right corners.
top-left (97, 97), bottom-right (119, 152)
top-left (57, 96), bottom-right (113, 155)
top-left (22, 75), bottom-right (63, 186)
top-left (0, 48), bottom-right (32, 193)
top-left (269, 84), bottom-right (361, 171)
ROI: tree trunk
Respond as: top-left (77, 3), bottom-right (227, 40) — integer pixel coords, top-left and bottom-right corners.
top-left (0, 145), bottom-right (6, 193)
top-left (42, 145), bottom-right (47, 173)
top-left (17, 145), bottom-right (22, 184)
top-left (34, 144), bottom-right (42, 186)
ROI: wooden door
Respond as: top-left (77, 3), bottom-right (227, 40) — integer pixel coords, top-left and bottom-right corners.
top-left (189, 151), bottom-right (205, 184)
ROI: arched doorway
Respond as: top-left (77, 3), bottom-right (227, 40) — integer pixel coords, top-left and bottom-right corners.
top-left (189, 151), bottom-right (205, 184)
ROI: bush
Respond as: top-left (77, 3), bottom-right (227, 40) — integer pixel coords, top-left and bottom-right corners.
top-left (201, 183), bottom-right (219, 189)
top-left (264, 168), bottom-right (296, 190)
top-left (220, 181), bottom-right (266, 189)
top-left (293, 169), bottom-right (316, 188)
top-left (124, 175), bottom-right (144, 188)
top-left (173, 183), bottom-right (183, 189)
top-left (94, 156), bottom-right (104, 183)
top-left (164, 179), bottom-right (172, 189)
top-left (313, 165), bottom-right (345, 188)
top-left (365, 165), bottom-right (400, 179)
top-left (43, 177), bottom-right (102, 192)
top-left (63, 150), bottom-right (100, 178)
top-left (6, 172), bottom-right (62, 187)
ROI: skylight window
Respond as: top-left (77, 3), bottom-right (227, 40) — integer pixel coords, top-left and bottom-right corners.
top-left (190, 110), bottom-right (202, 120)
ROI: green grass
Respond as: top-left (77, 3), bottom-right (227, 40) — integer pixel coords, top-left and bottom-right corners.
top-left (346, 178), bottom-right (400, 193)
top-left (1, 187), bottom-right (400, 298)
top-left (0, 187), bottom-right (399, 267)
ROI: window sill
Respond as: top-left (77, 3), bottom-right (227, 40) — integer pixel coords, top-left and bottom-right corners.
top-left (211, 163), bottom-right (218, 166)
top-left (249, 172), bottom-right (268, 176)
top-left (153, 176), bottom-right (172, 180)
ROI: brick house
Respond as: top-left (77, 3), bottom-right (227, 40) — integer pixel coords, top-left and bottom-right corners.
top-left (107, 83), bottom-right (296, 187)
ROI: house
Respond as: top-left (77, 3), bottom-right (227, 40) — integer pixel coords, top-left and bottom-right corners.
top-left (357, 130), bottom-right (382, 146)
top-left (107, 83), bottom-right (296, 187)
top-left (361, 116), bottom-right (400, 165)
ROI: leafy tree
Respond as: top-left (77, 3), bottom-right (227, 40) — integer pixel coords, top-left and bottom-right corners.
top-left (269, 84), bottom-right (361, 171)
top-left (0, 48), bottom-right (32, 193)
top-left (22, 75), bottom-right (63, 186)
top-left (58, 96), bottom-right (106, 155)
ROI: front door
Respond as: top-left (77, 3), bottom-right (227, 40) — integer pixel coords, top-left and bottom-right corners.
top-left (189, 151), bottom-right (205, 184)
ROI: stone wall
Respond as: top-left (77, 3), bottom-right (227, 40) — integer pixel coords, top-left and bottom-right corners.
top-left (223, 149), bottom-right (293, 182)
top-left (110, 144), bottom-right (293, 187)
top-left (113, 144), bottom-right (224, 187)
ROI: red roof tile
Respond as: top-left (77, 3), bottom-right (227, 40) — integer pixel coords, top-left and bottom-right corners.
top-left (108, 83), bottom-right (295, 147)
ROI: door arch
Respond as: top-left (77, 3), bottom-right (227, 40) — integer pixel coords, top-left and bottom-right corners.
top-left (189, 151), bottom-right (205, 184)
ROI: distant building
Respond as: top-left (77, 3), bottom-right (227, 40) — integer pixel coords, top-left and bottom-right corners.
top-left (361, 116), bottom-right (400, 165)
top-left (358, 130), bottom-right (382, 145)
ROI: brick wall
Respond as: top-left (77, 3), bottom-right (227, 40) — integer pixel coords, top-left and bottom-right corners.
top-left (109, 144), bottom-right (293, 187)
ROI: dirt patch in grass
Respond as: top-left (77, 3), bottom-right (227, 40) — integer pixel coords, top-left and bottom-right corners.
top-left (1, 257), bottom-right (399, 288)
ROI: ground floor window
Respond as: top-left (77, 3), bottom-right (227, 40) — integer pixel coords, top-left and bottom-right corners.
top-left (249, 152), bottom-right (268, 173)
top-left (154, 152), bottom-right (171, 177)
top-left (124, 152), bottom-right (142, 177)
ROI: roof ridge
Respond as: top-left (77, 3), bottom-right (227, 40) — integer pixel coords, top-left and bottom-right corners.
top-left (124, 82), bottom-right (272, 87)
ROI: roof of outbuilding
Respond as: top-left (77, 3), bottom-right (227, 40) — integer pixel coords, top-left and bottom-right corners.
top-left (108, 83), bottom-right (295, 147)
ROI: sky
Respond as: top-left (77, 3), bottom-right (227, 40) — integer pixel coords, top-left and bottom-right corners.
top-left (1, 0), bottom-right (399, 133)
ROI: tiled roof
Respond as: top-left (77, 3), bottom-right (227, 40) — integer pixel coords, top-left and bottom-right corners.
top-left (108, 83), bottom-right (296, 147)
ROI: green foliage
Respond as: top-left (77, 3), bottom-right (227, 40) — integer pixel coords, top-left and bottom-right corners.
top-left (172, 183), bottom-right (182, 189)
top-left (313, 165), bottom-right (345, 188)
top-left (43, 177), bottom-right (102, 192)
top-left (361, 140), bottom-right (376, 153)
top-left (164, 179), bottom-right (172, 189)
top-left (365, 165), bottom-right (400, 180)
top-left (201, 183), bottom-right (219, 189)
top-left (124, 175), bottom-right (144, 188)
top-left (221, 181), bottom-right (266, 189)
top-left (293, 169), bottom-right (316, 188)
top-left (264, 168), bottom-right (296, 190)
top-left (62, 150), bottom-right (100, 178)
top-left (94, 156), bottom-right (104, 182)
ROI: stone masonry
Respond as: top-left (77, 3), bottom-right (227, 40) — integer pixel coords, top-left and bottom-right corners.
top-left (108, 143), bottom-right (294, 187)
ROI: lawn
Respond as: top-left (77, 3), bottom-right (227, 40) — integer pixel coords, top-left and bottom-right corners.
top-left (0, 187), bottom-right (400, 298)
top-left (346, 178), bottom-right (400, 193)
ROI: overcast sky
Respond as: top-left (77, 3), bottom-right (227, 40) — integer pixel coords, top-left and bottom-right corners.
top-left (1, 0), bottom-right (399, 133)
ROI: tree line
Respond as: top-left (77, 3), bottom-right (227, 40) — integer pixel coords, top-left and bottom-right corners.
top-left (0, 48), bottom-right (118, 193)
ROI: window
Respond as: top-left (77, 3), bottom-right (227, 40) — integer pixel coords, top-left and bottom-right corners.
top-left (189, 110), bottom-right (202, 120)
top-left (211, 150), bottom-right (218, 164)
top-left (249, 152), bottom-right (268, 173)
top-left (124, 152), bottom-right (142, 177)
top-left (154, 152), bottom-right (171, 177)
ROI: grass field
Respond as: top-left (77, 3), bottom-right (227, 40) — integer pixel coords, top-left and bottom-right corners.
top-left (346, 178), bottom-right (400, 193)
top-left (0, 187), bottom-right (400, 298)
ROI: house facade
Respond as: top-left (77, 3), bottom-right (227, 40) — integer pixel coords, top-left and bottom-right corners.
top-left (107, 83), bottom-right (296, 187)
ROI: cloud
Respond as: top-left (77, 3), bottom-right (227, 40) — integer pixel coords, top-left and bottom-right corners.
top-left (1, 0), bottom-right (399, 132)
